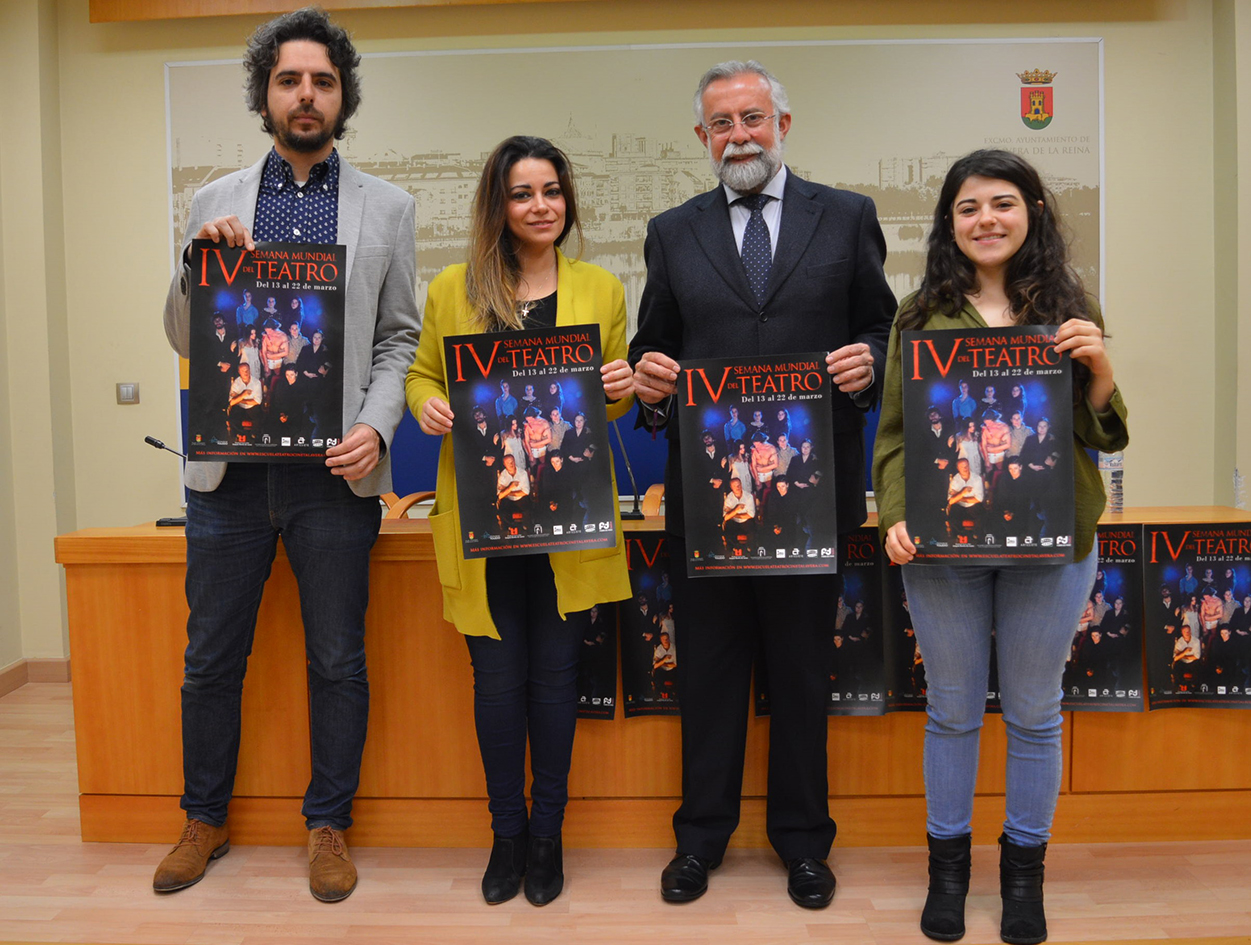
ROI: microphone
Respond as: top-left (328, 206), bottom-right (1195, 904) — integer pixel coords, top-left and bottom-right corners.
top-left (611, 419), bottom-right (645, 521)
top-left (145, 435), bottom-right (187, 459)
top-left (145, 435), bottom-right (188, 527)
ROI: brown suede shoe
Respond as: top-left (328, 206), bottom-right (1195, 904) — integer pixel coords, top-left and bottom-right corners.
top-left (153, 819), bottom-right (230, 892)
top-left (308, 826), bottom-right (357, 902)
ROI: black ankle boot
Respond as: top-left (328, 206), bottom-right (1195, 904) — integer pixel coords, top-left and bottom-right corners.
top-left (999, 833), bottom-right (1047, 945)
top-left (524, 833), bottom-right (563, 906)
top-left (481, 829), bottom-right (527, 904)
top-left (921, 833), bottom-right (971, 941)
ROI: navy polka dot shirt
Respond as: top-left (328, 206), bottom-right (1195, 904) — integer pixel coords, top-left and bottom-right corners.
top-left (253, 147), bottom-right (339, 245)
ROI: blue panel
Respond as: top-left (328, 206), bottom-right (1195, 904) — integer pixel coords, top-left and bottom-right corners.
top-left (182, 392), bottom-right (876, 503)
top-left (388, 404), bottom-right (879, 501)
top-left (387, 411), bottom-right (442, 495)
top-left (388, 408), bottom-right (670, 501)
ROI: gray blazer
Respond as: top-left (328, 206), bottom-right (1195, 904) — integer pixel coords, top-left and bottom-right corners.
top-left (164, 153), bottom-right (421, 497)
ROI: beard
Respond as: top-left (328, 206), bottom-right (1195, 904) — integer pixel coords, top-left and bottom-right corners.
top-left (708, 137), bottom-right (784, 193)
top-left (274, 107), bottom-right (338, 154)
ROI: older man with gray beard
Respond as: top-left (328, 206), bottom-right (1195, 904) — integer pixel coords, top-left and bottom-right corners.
top-left (629, 59), bottom-right (895, 909)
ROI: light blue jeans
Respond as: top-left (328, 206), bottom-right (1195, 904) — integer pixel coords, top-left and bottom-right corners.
top-left (902, 552), bottom-right (1096, 847)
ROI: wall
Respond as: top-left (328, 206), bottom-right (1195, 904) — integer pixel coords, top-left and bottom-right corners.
top-left (0, 0), bottom-right (1231, 660)
top-left (0, 11), bottom-right (23, 674)
top-left (1, 0), bottom-right (73, 666)
top-left (1232, 0), bottom-right (1251, 495)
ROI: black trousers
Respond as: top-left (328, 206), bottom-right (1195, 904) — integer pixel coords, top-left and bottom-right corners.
top-left (668, 534), bottom-right (839, 863)
top-left (466, 554), bottom-right (588, 837)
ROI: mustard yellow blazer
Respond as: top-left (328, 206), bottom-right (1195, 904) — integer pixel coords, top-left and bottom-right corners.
top-left (405, 251), bottom-right (635, 638)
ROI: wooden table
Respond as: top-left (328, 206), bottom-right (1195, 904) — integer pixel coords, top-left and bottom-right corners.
top-left (54, 507), bottom-right (1251, 847)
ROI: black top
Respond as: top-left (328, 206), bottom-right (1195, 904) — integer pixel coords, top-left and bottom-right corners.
top-left (520, 290), bottom-right (557, 329)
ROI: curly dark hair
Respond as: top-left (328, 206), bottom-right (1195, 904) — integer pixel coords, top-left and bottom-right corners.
top-left (243, 7), bottom-right (361, 140)
top-left (897, 149), bottom-right (1090, 332)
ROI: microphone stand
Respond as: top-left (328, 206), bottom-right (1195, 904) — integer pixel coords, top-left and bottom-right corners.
top-left (145, 435), bottom-right (188, 526)
top-left (611, 419), bottom-right (645, 520)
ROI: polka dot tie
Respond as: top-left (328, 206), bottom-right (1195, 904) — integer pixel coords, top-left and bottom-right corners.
top-left (736, 193), bottom-right (773, 305)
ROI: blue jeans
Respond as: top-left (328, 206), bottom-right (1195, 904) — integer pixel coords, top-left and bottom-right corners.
top-left (465, 554), bottom-right (587, 838)
top-left (181, 463), bottom-right (380, 830)
top-left (902, 552), bottom-right (1096, 847)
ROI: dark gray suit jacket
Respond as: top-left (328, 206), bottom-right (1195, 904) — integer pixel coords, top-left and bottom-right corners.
top-left (629, 169), bottom-right (896, 535)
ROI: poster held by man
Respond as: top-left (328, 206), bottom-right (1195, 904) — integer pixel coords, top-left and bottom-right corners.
top-left (188, 240), bottom-right (345, 461)
top-left (675, 352), bottom-right (838, 577)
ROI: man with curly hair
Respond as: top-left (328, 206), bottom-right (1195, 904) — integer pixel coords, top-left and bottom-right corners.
top-left (157, 7), bottom-right (419, 902)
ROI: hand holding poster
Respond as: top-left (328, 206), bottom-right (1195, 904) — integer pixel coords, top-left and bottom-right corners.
top-left (443, 325), bottom-right (617, 558)
top-left (675, 353), bottom-right (838, 576)
top-left (188, 240), bottom-right (344, 460)
top-left (902, 326), bottom-right (1074, 562)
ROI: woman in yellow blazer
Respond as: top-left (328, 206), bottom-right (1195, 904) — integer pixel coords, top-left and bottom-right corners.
top-left (406, 136), bottom-right (633, 907)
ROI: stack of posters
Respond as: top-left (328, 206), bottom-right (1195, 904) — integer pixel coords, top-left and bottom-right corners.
top-left (620, 533), bottom-right (679, 717)
top-left (1061, 525), bottom-right (1145, 710)
top-left (187, 240), bottom-right (344, 461)
top-left (576, 603), bottom-right (617, 720)
top-left (901, 326), bottom-right (1074, 562)
top-left (756, 529), bottom-right (886, 717)
top-left (1143, 523), bottom-right (1251, 708)
top-left (675, 353), bottom-right (838, 576)
top-left (883, 562), bottom-right (926, 711)
top-left (827, 529), bottom-right (887, 715)
top-left (442, 325), bottom-right (616, 558)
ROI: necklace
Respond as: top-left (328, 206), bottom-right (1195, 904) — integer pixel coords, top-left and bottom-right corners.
top-left (516, 259), bottom-right (557, 317)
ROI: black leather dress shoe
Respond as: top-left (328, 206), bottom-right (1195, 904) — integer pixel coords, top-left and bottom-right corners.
top-left (787, 857), bottom-right (836, 909)
top-left (660, 852), bottom-right (719, 902)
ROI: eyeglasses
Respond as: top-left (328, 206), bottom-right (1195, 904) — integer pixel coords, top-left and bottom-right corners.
top-left (703, 113), bottom-right (775, 137)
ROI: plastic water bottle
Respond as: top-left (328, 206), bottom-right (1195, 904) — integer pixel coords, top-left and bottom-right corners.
top-left (1098, 451), bottom-right (1123, 514)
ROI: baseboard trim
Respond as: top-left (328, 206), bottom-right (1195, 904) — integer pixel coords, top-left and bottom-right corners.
top-left (0, 660), bottom-right (27, 697)
top-left (79, 789), bottom-right (1251, 847)
top-left (0, 657), bottom-right (71, 696)
top-left (27, 657), bottom-right (71, 682)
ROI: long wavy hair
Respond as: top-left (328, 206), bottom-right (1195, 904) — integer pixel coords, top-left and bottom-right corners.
top-left (899, 149), bottom-right (1090, 330)
top-left (465, 136), bottom-right (582, 332)
top-left (899, 149), bottom-right (1093, 397)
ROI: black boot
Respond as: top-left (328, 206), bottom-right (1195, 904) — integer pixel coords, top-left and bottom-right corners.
top-left (999, 833), bottom-right (1047, 945)
top-left (524, 833), bottom-right (563, 906)
top-left (921, 833), bottom-right (971, 941)
top-left (481, 829), bottom-right (527, 904)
